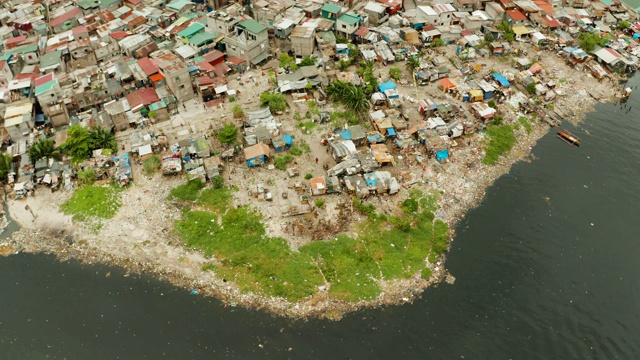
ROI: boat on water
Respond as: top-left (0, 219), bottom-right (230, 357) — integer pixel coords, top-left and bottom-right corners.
top-left (557, 129), bottom-right (581, 146)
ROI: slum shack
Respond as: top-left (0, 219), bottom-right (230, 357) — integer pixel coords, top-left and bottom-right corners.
top-left (203, 156), bottom-right (223, 178)
top-left (363, 171), bottom-right (400, 195)
top-left (162, 155), bottom-right (182, 175)
top-left (113, 153), bottom-right (132, 186)
top-left (370, 143), bottom-right (394, 166)
top-left (329, 140), bottom-right (357, 161)
top-left (343, 175), bottom-right (370, 198)
top-left (244, 143), bottom-right (271, 167)
top-left (310, 176), bottom-right (341, 196)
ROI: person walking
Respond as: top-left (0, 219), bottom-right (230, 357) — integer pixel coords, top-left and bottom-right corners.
top-left (315, 157), bottom-right (319, 164)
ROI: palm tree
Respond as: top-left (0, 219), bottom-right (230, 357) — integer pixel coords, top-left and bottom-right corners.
top-left (0, 152), bottom-right (13, 182)
top-left (406, 56), bottom-right (420, 73)
top-left (28, 138), bottom-right (58, 164)
top-left (90, 126), bottom-right (117, 152)
top-left (344, 86), bottom-right (370, 114)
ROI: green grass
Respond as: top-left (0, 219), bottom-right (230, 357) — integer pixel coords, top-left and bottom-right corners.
top-left (143, 155), bottom-right (162, 175)
top-left (196, 187), bottom-right (232, 213)
top-left (289, 146), bottom-right (303, 156)
top-left (518, 116), bottom-right (532, 134)
top-left (274, 154), bottom-right (294, 170)
top-left (296, 121), bottom-right (318, 133)
top-left (482, 125), bottom-right (516, 165)
top-left (60, 185), bottom-right (122, 222)
top-left (172, 186), bottom-right (450, 303)
top-left (168, 179), bottom-right (205, 201)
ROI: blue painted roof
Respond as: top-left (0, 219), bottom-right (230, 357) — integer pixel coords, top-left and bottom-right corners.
top-left (492, 73), bottom-right (510, 87)
top-left (338, 129), bottom-right (352, 140)
top-left (378, 81), bottom-right (397, 92)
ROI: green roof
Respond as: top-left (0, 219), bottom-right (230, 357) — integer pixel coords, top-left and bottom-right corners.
top-left (338, 14), bottom-right (359, 26)
top-left (189, 31), bottom-right (216, 46)
top-left (167, 0), bottom-right (192, 11)
top-left (5, 44), bottom-right (38, 56)
top-left (78, 0), bottom-right (100, 9)
top-left (322, 3), bottom-right (342, 14)
top-left (178, 23), bottom-right (204, 38)
top-left (100, 0), bottom-right (120, 8)
top-left (238, 19), bottom-right (267, 34)
top-left (35, 80), bottom-right (57, 97)
top-left (40, 50), bottom-right (62, 69)
top-left (192, 55), bottom-right (205, 63)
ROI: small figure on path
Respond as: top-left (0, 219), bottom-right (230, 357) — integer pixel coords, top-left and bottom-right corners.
top-left (315, 157), bottom-right (318, 164)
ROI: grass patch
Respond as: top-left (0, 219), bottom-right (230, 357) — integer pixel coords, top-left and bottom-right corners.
top-left (274, 154), bottom-right (294, 170)
top-left (482, 125), bottom-right (516, 165)
top-left (518, 116), bottom-right (532, 134)
top-left (143, 155), bottom-right (162, 175)
top-left (173, 186), bottom-right (449, 303)
top-left (60, 185), bottom-right (122, 222)
top-left (168, 179), bottom-right (205, 201)
top-left (289, 146), bottom-right (303, 156)
top-left (296, 121), bottom-right (318, 133)
top-left (196, 187), bottom-right (232, 213)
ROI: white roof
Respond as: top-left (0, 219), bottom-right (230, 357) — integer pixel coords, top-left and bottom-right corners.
top-left (214, 84), bottom-right (228, 94)
top-left (174, 45), bottom-right (198, 59)
top-left (4, 101), bottom-right (32, 119)
top-left (8, 79), bottom-right (31, 90)
top-left (275, 18), bottom-right (295, 30)
top-left (418, 5), bottom-right (437, 16)
top-left (365, 1), bottom-right (386, 13)
top-left (138, 144), bottom-right (153, 156)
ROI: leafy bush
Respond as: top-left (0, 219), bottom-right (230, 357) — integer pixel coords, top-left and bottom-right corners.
top-left (77, 168), bottom-right (96, 185)
top-left (389, 67), bottom-right (402, 80)
top-left (168, 179), bottom-right (206, 201)
top-left (218, 124), bottom-right (238, 145)
top-left (143, 155), bottom-right (162, 175)
top-left (304, 173), bottom-right (313, 180)
top-left (211, 175), bottom-right (225, 189)
top-left (487, 100), bottom-right (496, 108)
top-left (315, 199), bottom-right (325, 208)
top-left (274, 154), bottom-right (294, 170)
top-left (260, 92), bottom-right (287, 113)
top-left (231, 104), bottom-right (243, 118)
top-left (289, 146), bottom-right (303, 156)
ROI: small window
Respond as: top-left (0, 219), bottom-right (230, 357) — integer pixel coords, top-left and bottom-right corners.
top-left (342, 24), bottom-right (346, 29)
top-left (175, 76), bottom-right (180, 81)
top-left (179, 84), bottom-right (185, 89)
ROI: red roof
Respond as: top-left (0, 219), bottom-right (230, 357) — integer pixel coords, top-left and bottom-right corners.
top-left (203, 50), bottom-right (224, 65)
top-left (226, 57), bottom-right (246, 65)
top-left (72, 25), bottom-right (88, 35)
top-left (137, 57), bottom-right (159, 76)
top-left (197, 61), bottom-right (216, 72)
top-left (35, 73), bottom-right (54, 87)
top-left (50, 7), bottom-right (82, 27)
top-left (15, 73), bottom-right (38, 83)
top-left (110, 31), bottom-right (130, 39)
top-left (543, 15), bottom-right (561, 28)
top-left (126, 88), bottom-right (160, 109)
top-left (533, 0), bottom-right (554, 15)
top-left (212, 63), bottom-right (231, 77)
top-left (506, 9), bottom-right (527, 21)
top-left (125, 0), bottom-right (144, 4)
top-left (354, 26), bottom-right (369, 37)
top-left (5, 35), bottom-right (27, 46)
top-left (196, 76), bottom-right (214, 86)
top-left (460, 29), bottom-right (473, 36)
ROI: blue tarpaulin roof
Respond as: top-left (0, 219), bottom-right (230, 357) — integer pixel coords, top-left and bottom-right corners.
top-left (436, 149), bottom-right (449, 162)
top-left (284, 134), bottom-right (293, 145)
top-left (367, 133), bottom-right (384, 143)
top-left (492, 73), bottom-right (510, 87)
top-left (386, 127), bottom-right (396, 136)
top-left (378, 81), bottom-right (397, 92)
top-left (338, 129), bottom-right (352, 140)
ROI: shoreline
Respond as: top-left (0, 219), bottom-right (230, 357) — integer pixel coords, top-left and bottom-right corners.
top-left (0, 61), bottom-right (627, 321)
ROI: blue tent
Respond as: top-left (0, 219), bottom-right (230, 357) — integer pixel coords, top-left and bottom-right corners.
top-left (378, 81), bottom-right (397, 93)
top-left (492, 73), bottom-right (510, 87)
top-left (338, 129), bottom-right (352, 140)
top-left (284, 134), bottom-right (293, 146)
top-left (436, 149), bottom-right (449, 162)
top-left (386, 127), bottom-right (396, 136)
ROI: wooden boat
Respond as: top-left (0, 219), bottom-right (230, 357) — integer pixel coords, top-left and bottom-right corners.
top-left (557, 129), bottom-right (581, 146)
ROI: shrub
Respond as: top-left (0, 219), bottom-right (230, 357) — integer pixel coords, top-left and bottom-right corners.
top-left (304, 173), bottom-right (313, 180)
top-left (231, 104), bottom-right (243, 118)
top-left (274, 154), bottom-right (294, 170)
top-left (169, 179), bottom-right (206, 201)
top-left (289, 146), bottom-right (303, 156)
top-left (211, 175), bottom-right (224, 189)
top-left (77, 168), bottom-right (96, 185)
top-left (315, 199), bottom-right (325, 208)
top-left (218, 124), bottom-right (238, 145)
top-left (389, 67), bottom-right (402, 80)
top-left (143, 155), bottom-right (162, 175)
top-left (488, 100), bottom-right (496, 108)
top-left (260, 92), bottom-right (287, 113)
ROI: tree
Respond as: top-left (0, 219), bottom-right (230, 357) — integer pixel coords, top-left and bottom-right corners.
top-left (389, 67), bottom-right (402, 81)
top-left (90, 126), bottom-right (117, 152)
top-left (497, 21), bottom-right (515, 42)
top-left (260, 91), bottom-right (287, 112)
top-left (299, 56), bottom-right (317, 67)
top-left (218, 124), bottom-right (238, 146)
top-left (279, 53), bottom-right (295, 69)
top-left (232, 103), bottom-right (244, 119)
top-left (618, 21), bottom-right (631, 30)
top-left (430, 38), bottom-right (444, 47)
top-left (27, 138), bottom-right (58, 164)
top-left (526, 83), bottom-right (537, 95)
top-left (406, 56), bottom-right (420, 72)
top-left (62, 125), bottom-right (94, 163)
top-left (0, 152), bottom-right (12, 182)
top-left (344, 85), bottom-right (370, 114)
top-left (579, 31), bottom-right (612, 52)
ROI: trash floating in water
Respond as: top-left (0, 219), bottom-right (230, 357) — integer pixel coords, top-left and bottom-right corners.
top-left (190, 289), bottom-right (197, 295)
